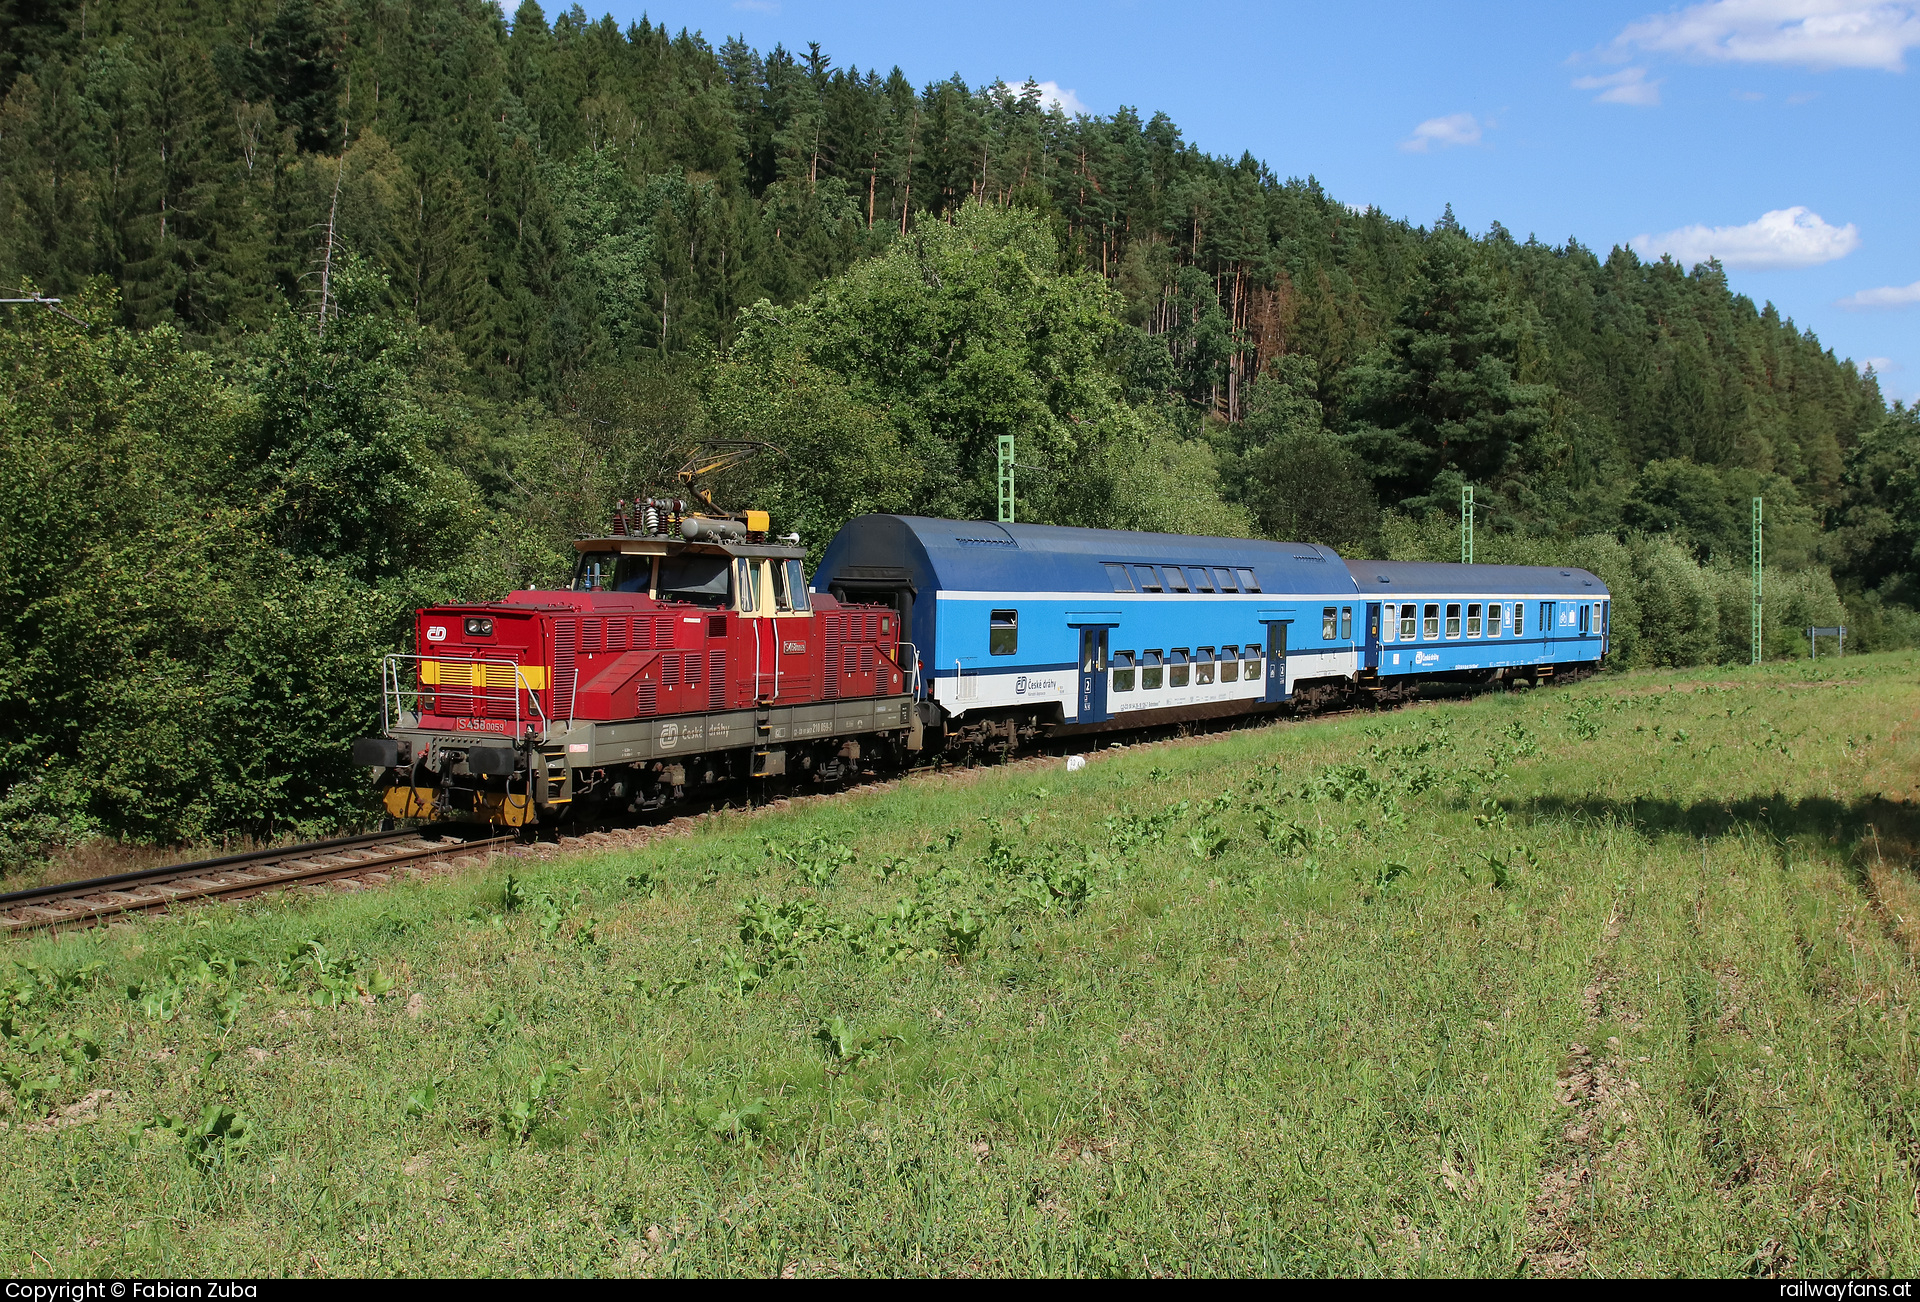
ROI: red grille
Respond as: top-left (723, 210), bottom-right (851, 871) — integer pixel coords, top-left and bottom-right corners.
top-left (708, 649), bottom-right (726, 709)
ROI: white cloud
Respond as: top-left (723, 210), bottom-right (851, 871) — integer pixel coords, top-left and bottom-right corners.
top-left (1837, 278), bottom-right (1920, 308)
top-left (1632, 206), bottom-right (1860, 269)
top-left (1033, 81), bottom-right (1089, 117)
top-left (1611, 0), bottom-right (1920, 72)
top-left (1860, 356), bottom-right (1901, 371)
top-left (1573, 66), bottom-right (1663, 104)
top-left (1399, 112), bottom-right (1484, 152)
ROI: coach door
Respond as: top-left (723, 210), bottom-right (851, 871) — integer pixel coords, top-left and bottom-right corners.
top-left (1264, 622), bottom-right (1288, 704)
top-left (1077, 627), bottom-right (1110, 724)
top-left (1363, 603), bottom-right (1382, 670)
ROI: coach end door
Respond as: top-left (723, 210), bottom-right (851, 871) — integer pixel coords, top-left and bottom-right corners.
top-left (1363, 602), bottom-right (1382, 670)
top-left (1077, 627), bottom-right (1109, 723)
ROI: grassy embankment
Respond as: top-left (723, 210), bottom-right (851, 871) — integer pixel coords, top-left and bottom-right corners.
top-left (2, 653), bottom-right (1918, 1276)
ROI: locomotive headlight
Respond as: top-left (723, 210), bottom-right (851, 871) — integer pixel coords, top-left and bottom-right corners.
top-left (465, 617), bottom-right (494, 637)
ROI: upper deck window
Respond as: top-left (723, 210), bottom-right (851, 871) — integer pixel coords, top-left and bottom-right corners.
top-left (1103, 563), bottom-right (1134, 592)
top-left (1131, 565), bottom-right (1163, 593)
top-left (1236, 568), bottom-right (1260, 593)
top-left (1164, 567), bottom-right (1191, 592)
top-left (1213, 569), bottom-right (1239, 593)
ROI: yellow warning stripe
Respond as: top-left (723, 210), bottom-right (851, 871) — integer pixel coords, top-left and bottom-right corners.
top-left (419, 661), bottom-right (549, 690)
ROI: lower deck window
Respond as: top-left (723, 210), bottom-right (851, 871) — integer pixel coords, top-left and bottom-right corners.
top-left (1196, 648), bottom-right (1215, 685)
top-left (1219, 647), bottom-right (1239, 682)
top-left (1169, 649), bottom-right (1190, 688)
top-left (1111, 652), bottom-right (1135, 692)
top-left (1142, 650), bottom-right (1164, 690)
top-left (1245, 641), bottom-right (1263, 680)
top-left (989, 609), bottom-right (1018, 655)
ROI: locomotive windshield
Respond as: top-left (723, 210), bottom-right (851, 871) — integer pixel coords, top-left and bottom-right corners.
top-left (655, 553), bottom-right (733, 607)
top-left (571, 551), bottom-right (650, 593)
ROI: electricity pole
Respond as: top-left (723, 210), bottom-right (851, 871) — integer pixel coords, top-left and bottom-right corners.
top-left (1461, 484), bottom-right (1474, 564)
top-left (1751, 496), bottom-right (1764, 665)
top-left (998, 435), bottom-right (1015, 524)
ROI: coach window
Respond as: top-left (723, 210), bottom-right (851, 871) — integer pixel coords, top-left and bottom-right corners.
top-left (1170, 649), bottom-right (1191, 687)
top-left (1219, 646), bottom-right (1239, 682)
top-left (1446, 603), bottom-right (1462, 638)
top-left (1244, 642), bottom-right (1263, 681)
top-left (1165, 567), bottom-right (1190, 593)
top-left (1340, 607), bottom-right (1353, 640)
top-left (1103, 563), bottom-right (1133, 592)
top-left (1132, 565), bottom-right (1162, 593)
top-left (1423, 604), bottom-right (1440, 639)
top-left (1189, 568), bottom-right (1214, 593)
top-left (1322, 607), bottom-right (1337, 640)
top-left (1400, 606), bottom-right (1417, 640)
top-left (1487, 603), bottom-right (1503, 636)
top-left (1237, 568), bottom-right (1261, 593)
top-left (1381, 605), bottom-right (1397, 642)
top-left (1467, 603), bottom-right (1482, 637)
top-left (1214, 569), bottom-right (1239, 593)
top-left (1593, 601), bottom-right (1603, 634)
top-left (1196, 647), bottom-right (1216, 685)
top-left (1142, 650), bottom-right (1165, 690)
top-left (1111, 652), bottom-right (1135, 692)
top-left (990, 610), bottom-right (1018, 656)
top-left (1513, 602), bottom-right (1524, 636)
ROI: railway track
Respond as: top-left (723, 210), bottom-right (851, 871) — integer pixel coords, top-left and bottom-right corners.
top-left (0, 827), bottom-right (514, 935)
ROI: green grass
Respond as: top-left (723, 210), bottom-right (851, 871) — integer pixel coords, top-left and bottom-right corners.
top-left (3, 653), bottom-right (1919, 1277)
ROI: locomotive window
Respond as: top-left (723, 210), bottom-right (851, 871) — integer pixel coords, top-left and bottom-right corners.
top-left (1132, 565), bottom-right (1162, 593)
top-left (773, 559), bottom-right (811, 613)
top-left (1424, 604), bottom-right (1440, 639)
top-left (1236, 568), bottom-right (1260, 593)
top-left (1400, 605), bottom-right (1417, 640)
top-left (1219, 646), bottom-right (1239, 682)
top-left (1164, 567), bottom-right (1191, 593)
top-left (1446, 604), bottom-right (1461, 638)
top-left (989, 610), bottom-right (1018, 656)
top-left (1196, 648), bottom-right (1215, 685)
top-left (1487, 603), bottom-right (1503, 636)
top-left (1340, 607), bottom-right (1353, 640)
top-left (1103, 563), bottom-right (1134, 592)
top-left (573, 550), bottom-right (651, 594)
top-left (1214, 569), bottom-right (1239, 593)
top-left (1322, 607), bottom-right (1337, 640)
top-left (1466, 603), bottom-right (1482, 637)
top-left (1111, 651), bottom-right (1136, 692)
top-left (1169, 649), bottom-right (1190, 688)
top-left (1189, 569), bottom-right (1214, 593)
top-left (653, 552), bottom-right (733, 608)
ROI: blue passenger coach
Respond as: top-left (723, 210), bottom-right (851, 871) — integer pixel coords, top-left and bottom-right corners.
top-left (815, 515), bottom-right (1608, 742)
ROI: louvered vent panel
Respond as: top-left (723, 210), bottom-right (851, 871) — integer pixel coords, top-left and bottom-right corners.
top-left (655, 616), bottom-right (675, 646)
top-left (867, 613), bottom-right (878, 639)
top-left (843, 645), bottom-right (858, 677)
top-left (708, 650), bottom-right (726, 709)
top-left (634, 617), bottom-right (652, 649)
top-left (823, 615), bottom-right (840, 700)
top-left (662, 653), bottom-right (682, 686)
top-left (685, 651), bottom-right (702, 685)
top-left (583, 617), bottom-right (604, 653)
top-left (607, 617), bottom-right (628, 651)
top-left (636, 682), bottom-right (657, 716)
top-left (860, 646), bottom-right (875, 674)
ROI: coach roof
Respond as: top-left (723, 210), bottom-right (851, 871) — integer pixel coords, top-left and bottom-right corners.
top-left (1348, 559), bottom-right (1608, 596)
top-left (819, 515), bottom-right (1366, 597)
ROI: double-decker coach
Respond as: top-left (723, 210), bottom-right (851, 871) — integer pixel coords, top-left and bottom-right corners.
top-left (816, 514), bottom-right (1609, 754)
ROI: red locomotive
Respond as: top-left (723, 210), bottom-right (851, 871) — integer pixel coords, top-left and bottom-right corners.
top-left (353, 501), bottom-right (917, 827)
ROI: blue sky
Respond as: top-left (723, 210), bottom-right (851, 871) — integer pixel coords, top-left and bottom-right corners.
top-left (589, 0), bottom-right (1920, 404)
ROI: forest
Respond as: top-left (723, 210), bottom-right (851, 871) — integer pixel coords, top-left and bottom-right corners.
top-left (2, 0), bottom-right (1917, 858)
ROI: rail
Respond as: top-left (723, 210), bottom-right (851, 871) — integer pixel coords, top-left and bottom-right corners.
top-left (0, 827), bottom-right (514, 934)
top-left (383, 653), bottom-right (549, 736)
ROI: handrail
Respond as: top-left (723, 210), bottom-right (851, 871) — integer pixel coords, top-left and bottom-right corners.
top-left (383, 652), bottom-right (549, 737)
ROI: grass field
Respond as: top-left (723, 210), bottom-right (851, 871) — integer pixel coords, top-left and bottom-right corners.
top-left (3, 653), bottom-right (1918, 1277)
